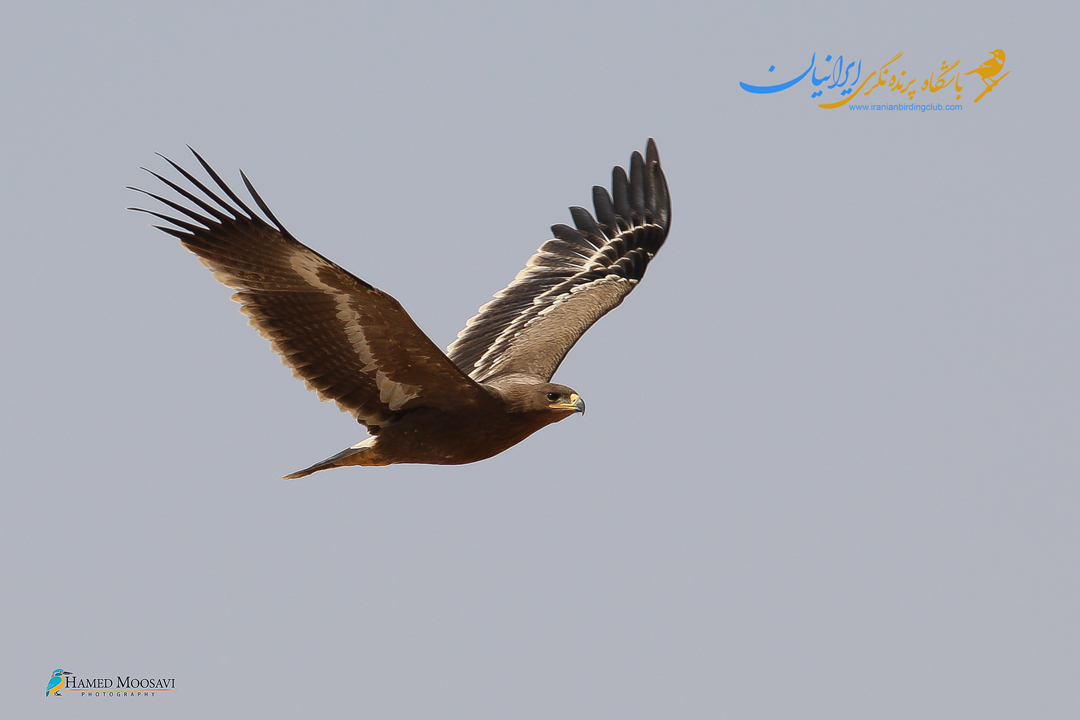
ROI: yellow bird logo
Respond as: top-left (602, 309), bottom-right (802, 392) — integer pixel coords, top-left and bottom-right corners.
top-left (965, 49), bottom-right (1006, 84)
top-left (965, 49), bottom-right (1008, 103)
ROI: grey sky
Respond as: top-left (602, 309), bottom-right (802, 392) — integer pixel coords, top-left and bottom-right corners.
top-left (3, 1), bottom-right (1077, 718)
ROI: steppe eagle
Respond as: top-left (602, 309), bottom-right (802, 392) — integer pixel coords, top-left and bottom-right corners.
top-left (131, 140), bottom-right (670, 478)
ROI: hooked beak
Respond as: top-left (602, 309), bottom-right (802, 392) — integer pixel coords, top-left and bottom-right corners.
top-left (549, 392), bottom-right (586, 415)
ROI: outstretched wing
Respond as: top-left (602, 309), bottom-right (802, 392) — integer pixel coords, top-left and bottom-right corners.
top-left (447, 139), bottom-right (670, 383)
top-left (130, 149), bottom-right (489, 430)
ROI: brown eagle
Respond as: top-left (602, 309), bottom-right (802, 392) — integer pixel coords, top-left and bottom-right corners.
top-left (131, 140), bottom-right (670, 478)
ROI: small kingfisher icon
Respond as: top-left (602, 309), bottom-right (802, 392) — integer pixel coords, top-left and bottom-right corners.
top-left (46, 669), bottom-right (73, 697)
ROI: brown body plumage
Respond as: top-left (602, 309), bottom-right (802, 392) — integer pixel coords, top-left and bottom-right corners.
top-left (130, 140), bottom-right (670, 478)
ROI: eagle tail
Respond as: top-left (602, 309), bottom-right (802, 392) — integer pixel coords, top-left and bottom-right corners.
top-left (282, 438), bottom-right (380, 479)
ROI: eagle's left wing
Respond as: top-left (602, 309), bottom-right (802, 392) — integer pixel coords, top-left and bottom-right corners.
top-left (447, 139), bottom-right (670, 383)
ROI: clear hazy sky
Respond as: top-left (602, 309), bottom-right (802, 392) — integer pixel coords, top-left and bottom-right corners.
top-left (4, 1), bottom-right (1077, 718)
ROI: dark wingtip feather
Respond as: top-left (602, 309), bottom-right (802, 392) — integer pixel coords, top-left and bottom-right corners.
top-left (645, 137), bottom-right (659, 166)
top-left (611, 166), bottom-right (630, 227)
top-left (152, 224), bottom-right (194, 241)
top-left (592, 185), bottom-right (617, 233)
top-left (129, 206), bottom-right (204, 235)
top-left (185, 146), bottom-right (259, 220)
top-left (642, 138), bottom-right (670, 227)
top-left (629, 150), bottom-right (645, 216)
top-left (240, 170), bottom-right (290, 236)
top-left (568, 206), bottom-right (606, 245)
top-left (550, 223), bottom-right (591, 249)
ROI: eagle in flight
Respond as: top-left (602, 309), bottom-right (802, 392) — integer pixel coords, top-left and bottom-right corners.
top-left (131, 140), bottom-right (670, 478)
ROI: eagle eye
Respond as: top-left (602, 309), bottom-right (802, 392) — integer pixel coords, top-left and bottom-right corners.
top-left (546, 392), bottom-right (561, 402)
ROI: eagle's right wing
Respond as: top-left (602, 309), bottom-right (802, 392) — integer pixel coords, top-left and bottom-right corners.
top-left (131, 149), bottom-right (489, 430)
